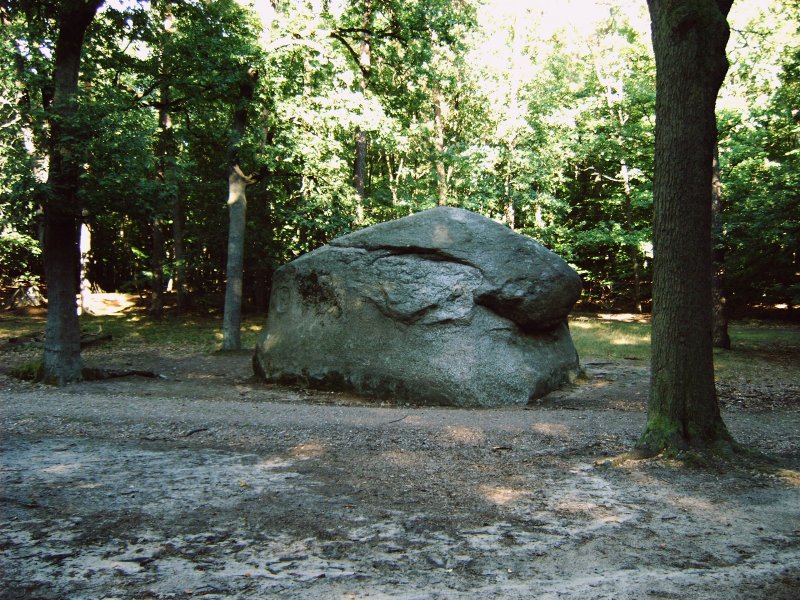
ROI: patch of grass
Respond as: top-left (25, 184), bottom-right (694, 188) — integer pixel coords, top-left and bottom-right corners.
top-left (715, 325), bottom-right (800, 385)
top-left (0, 312), bottom-right (46, 342)
top-left (9, 359), bottom-right (42, 381)
top-left (4, 309), bottom-right (796, 388)
top-left (570, 316), bottom-right (800, 387)
top-left (79, 313), bottom-right (265, 353)
top-left (569, 318), bottom-right (651, 361)
top-left (0, 310), bottom-right (265, 356)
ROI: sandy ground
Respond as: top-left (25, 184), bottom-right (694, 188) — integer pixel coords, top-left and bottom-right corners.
top-left (1, 342), bottom-right (799, 599)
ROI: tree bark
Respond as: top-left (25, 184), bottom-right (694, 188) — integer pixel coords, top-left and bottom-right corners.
top-left (222, 69), bottom-right (258, 351)
top-left (433, 87), bottom-right (448, 206)
top-left (160, 2), bottom-right (187, 312)
top-left (222, 166), bottom-right (252, 350)
top-left (150, 0), bottom-right (177, 317)
top-left (352, 0), bottom-right (372, 223)
top-left (354, 128), bottom-right (367, 221)
top-left (149, 217), bottom-right (165, 318)
top-left (41, 0), bottom-right (102, 385)
top-left (711, 143), bottom-right (731, 349)
top-left (172, 194), bottom-right (187, 310)
top-left (621, 160), bottom-right (642, 312)
top-left (638, 0), bottom-right (734, 455)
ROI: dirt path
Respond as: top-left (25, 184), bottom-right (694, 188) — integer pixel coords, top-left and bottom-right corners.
top-left (1, 350), bottom-right (799, 599)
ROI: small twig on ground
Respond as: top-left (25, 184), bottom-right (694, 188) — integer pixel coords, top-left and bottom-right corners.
top-left (385, 415), bottom-right (409, 425)
top-left (183, 427), bottom-right (209, 437)
top-left (492, 446), bottom-right (513, 452)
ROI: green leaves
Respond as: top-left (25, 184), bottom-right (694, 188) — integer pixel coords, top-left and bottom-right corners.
top-left (1, 0), bottom-right (794, 313)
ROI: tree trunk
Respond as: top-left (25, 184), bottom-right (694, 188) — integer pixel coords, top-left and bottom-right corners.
top-left (711, 143), bottom-right (731, 349)
top-left (149, 217), bottom-right (165, 318)
top-left (222, 69), bottom-right (258, 351)
top-left (222, 167), bottom-right (251, 350)
top-left (433, 87), bottom-right (448, 206)
top-left (41, 0), bottom-right (102, 385)
top-left (385, 153), bottom-right (401, 206)
top-left (621, 160), bottom-right (642, 312)
top-left (172, 195), bottom-right (187, 310)
top-left (637, 0), bottom-right (734, 455)
top-left (354, 128), bottom-right (367, 221)
top-left (352, 0), bottom-right (372, 223)
top-left (158, 2), bottom-right (187, 311)
top-left (150, 0), bottom-right (177, 317)
top-left (503, 158), bottom-right (516, 230)
top-left (78, 219), bottom-right (91, 315)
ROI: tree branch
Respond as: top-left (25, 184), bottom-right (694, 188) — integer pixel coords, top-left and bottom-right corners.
top-left (329, 31), bottom-right (370, 79)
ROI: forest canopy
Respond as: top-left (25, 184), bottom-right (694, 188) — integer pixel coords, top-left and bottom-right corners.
top-left (1, 0), bottom-right (798, 314)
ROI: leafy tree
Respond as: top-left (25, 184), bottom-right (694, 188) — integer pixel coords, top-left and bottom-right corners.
top-left (2, 0), bottom-right (795, 333)
top-left (718, 0), bottom-right (800, 314)
top-left (38, 0), bottom-right (103, 384)
top-left (0, 7), bottom-right (47, 296)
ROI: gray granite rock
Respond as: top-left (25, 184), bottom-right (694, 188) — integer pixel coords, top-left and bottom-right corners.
top-left (253, 206), bottom-right (582, 407)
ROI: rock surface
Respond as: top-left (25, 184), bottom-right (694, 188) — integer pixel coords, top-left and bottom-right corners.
top-left (253, 206), bottom-right (583, 407)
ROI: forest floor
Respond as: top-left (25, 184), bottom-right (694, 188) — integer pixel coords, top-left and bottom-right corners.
top-left (1, 303), bottom-right (799, 599)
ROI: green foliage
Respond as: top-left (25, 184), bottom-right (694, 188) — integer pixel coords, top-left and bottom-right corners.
top-left (0, 0), bottom-right (794, 313)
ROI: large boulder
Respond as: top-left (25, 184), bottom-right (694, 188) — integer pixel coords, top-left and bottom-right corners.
top-left (253, 206), bottom-right (583, 407)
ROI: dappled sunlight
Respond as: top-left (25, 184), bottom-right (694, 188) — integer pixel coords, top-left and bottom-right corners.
top-left (381, 450), bottom-right (418, 467)
top-left (479, 484), bottom-right (529, 506)
top-left (777, 469), bottom-right (800, 487)
top-left (81, 293), bottom-right (136, 316)
top-left (569, 317), bottom-right (651, 361)
top-left (290, 442), bottom-right (326, 460)
top-left (555, 498), bottom-right (598, 514)
top-left (610, 333), bottom-right (649, 346)
top-left (531, 422), bottom-right (570, 437)
top-left (255, 458), bottom-right (294, 470)
top-left (596, 313), bottom-right (651, 323)
top-left (553, 497), bottom-right (627, 526)
top-left (42, 463), bottom-right (81, 475)
top-left (669, 496), bottom-right (716, 512)
top-left (433, 223), bottom-right (454, 245)
top-left (589, 379), bottom-right (612, 389)
top-left (259, 332), bottom-right (280, 351)
top-left (443, 425), bottom-right (486, 444)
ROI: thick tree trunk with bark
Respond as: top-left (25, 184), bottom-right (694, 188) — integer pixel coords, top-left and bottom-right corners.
top-left (41, 0), bottom-right (102, 385)
top-left (638, 0), bottom-right (734, 455)
top-left (222, 167), bottom-right (252, 350)
top-left (222, 69), bottom-right (258, 351)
